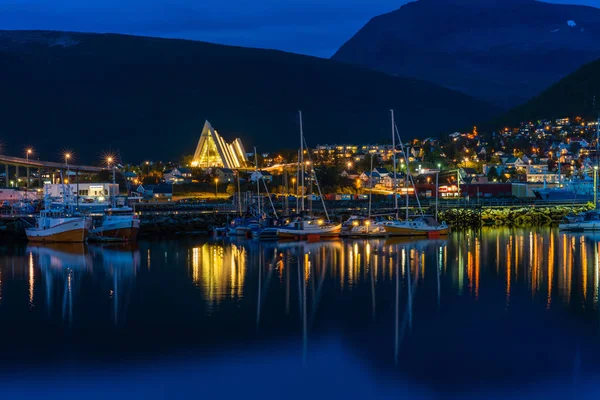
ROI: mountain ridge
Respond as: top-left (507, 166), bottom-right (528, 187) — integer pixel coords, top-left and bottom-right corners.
top-left (488, 57), bottom-right (600, 129)
top-left (332, 0), bottom-right (600, 107)
top-left (0, 30), bottom-right (498, 163)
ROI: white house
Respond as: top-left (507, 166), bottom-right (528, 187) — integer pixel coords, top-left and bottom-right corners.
top-left (163, 168), bottom-right (188, 184)
top-left (250, 170), bottom-right (273, 183)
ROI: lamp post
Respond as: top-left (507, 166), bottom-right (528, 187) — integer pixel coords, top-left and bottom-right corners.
top-left (26, 148), bottom-right (32, 188)
top-left (64, 152), bottom-right (71, 183)
top-left (107, 157), bottom-right (115, 183)
top-left (595, 166), bottom-right (598, 208)
top-left (215, 177), bottom-right (219, 198)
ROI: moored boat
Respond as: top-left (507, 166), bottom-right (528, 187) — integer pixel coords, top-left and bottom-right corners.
top-left (26, 209), bottom-right (91, 243)
top-left (343, 217), bottom-right (387, 238)
top-left (559, 210), bottom-right (600, 231)
top-left (381, 216), bottom-right (449, 237)
top-left (277, 218), bottom-right (342, 239)
top-left (90, 206), bottom-right (140, 242)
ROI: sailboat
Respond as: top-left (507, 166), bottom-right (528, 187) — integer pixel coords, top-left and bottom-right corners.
top-left (277, 111), bottom-right (341, 240)
top-left (345, 154), bottom-right (386, 238)
top-left (26, 184), bottom-right (92, 243)
top-left (90, 164), bottom-right (140, 242)
top-left (380, 110), bottom-right (449, 238)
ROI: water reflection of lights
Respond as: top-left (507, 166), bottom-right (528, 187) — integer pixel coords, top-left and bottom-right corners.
top-left (190, 243), bottom-right (246, 306)
top-left (29, 252), bottom-right (34, 309)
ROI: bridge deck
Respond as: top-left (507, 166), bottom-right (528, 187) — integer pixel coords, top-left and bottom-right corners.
top-left (0, 154), bottom-right (105, 172)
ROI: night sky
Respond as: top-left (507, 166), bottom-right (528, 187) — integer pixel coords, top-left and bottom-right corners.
top-left (1, 0), bottom-right (598, 57)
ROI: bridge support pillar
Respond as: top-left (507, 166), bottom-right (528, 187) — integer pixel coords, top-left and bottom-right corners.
top-left (15, 166), bottom-right (19, 187)
top-left (4, 164), bottom-right (8, 187)
top-left (26, 167), bottom-right (30, 189)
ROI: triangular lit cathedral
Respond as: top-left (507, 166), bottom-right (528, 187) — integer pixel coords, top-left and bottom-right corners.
top-left (191, 121), bottom-right (248, 169)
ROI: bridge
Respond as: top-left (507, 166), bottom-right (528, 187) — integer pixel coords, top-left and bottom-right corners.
top-left (0, 154), bottom-right (105, 188)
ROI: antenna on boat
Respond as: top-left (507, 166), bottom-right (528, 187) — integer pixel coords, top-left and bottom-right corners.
top-left (368, 154), bottom-right (374, 219)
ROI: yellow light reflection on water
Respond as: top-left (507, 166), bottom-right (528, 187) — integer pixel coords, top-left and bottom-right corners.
top-left (190, 243), bottom-right (246, 305)
top-left (29, 251), bottom-right (34, 308)
top-left (581, 237), bottom-right (587, 302)
top-left (547, 231), bottom-right (554, 309)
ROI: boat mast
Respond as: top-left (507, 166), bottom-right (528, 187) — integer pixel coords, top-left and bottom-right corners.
top-left (391, 109), bottom-right (398, 220)
top-left (111, 162), bottom-right (116, 209)
top-left (303, 136), bottom-right (331, 223)
top-left (299, 110), bottom-right (305, 213)
top-left (594, 114), bottom-right (600, 209)
top-left (368, 154), bottom-right (374, 219)
top-left (254, 146), bottom-right (261, 217)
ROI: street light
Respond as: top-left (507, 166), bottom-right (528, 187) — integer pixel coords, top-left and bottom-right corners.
top-left (106, 156), bottom-right (116, 185)
top-left (64, 152), bottom-right (71, 182)
top-left (26, 148), bottom-right (33, 188)
top-left (347, 161), bottom-right (353, 170)
top-left (214, 177), bottom-right (219, 197)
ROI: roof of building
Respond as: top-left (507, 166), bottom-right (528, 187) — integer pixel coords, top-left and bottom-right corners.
top-left (374, 167), bottom-right (390, 174)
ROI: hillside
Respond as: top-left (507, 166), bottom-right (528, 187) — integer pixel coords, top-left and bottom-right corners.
top-left (0, 30), bottom-right (498, 163)
top-left (489, 57), bottom-right (600, 129)
top-left (332, 0), bottom-right (600, 108)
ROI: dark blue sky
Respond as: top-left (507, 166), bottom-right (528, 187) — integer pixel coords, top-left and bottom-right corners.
top-left (1, 0), bottom-right (598, 57)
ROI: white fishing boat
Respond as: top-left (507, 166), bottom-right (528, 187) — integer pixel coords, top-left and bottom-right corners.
top-left (89, 162), bottom-right (140, 242)
top-left (90, 206), bottom-right (140, 242)
top-left (26, 208), bottom-right (91, 243)
top-left (26, 184), bottom-right (91, 243)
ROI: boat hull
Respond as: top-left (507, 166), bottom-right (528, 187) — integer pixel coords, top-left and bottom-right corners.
top-left (383, 225), bottom-right (449, 237)
top-left (26, 220), bottom-right (89, 243)
top-left (559, 222), bottom-right (600, 232)
top-left (277, 224), bottom-right (342, 239)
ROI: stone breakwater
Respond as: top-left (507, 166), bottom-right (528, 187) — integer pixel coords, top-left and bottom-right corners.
top-left (440, 204), bottom-right (594, 229)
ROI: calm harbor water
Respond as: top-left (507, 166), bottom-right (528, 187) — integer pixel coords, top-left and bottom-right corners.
top-left (1, 229), bottom-right (600, 398)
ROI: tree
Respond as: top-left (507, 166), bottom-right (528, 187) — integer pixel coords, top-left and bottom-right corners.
top-left (569, 142), bottom-right (582, 155)
top-left (226, 183), bottom-right (236, 196)
top-left (487, 166), bottom-right (499, 181)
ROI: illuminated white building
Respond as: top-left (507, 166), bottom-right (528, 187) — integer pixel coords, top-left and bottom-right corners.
top-left (192, 120), bottom-right (248, 169)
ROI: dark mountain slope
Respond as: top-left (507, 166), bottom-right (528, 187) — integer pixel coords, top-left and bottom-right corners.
top-left (489, 57), bottom-right (600, 129)
top-left (0, 30), bottom-right (498, 163)
top-left (333, 0), bottom-right (600, 108)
